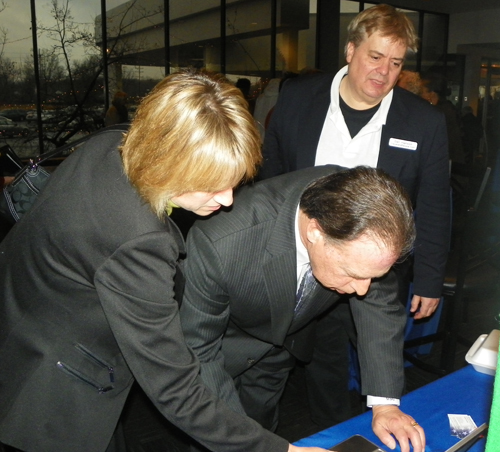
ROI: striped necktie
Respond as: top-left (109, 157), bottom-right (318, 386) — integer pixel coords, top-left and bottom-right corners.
top-left (295, 265), bottom-right (317, 318)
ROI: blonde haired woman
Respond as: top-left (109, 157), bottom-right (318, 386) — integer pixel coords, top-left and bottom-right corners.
top-left (0, 69), bottom-right (327, 452)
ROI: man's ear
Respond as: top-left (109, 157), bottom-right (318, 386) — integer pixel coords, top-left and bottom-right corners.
top-left (306, 218), bottom-right (324, 244)
top-left (345, 41), bottom-right (355, 63)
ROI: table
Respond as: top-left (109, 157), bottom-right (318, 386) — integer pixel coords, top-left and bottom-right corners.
top-left (294, 365), bottom-right (494, 451)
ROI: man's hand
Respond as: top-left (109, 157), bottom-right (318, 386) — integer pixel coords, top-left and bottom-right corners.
top-left (372, 405), bottom-right (425, 452)
top-left (288, 445), bottom-right (329, 452)
top-left (410, 295), bottom-right (440, 319)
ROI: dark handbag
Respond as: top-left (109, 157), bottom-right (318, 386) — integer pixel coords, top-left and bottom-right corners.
top-left (0, 124), bottom-right (130, 225)
top-left (0, 144), bottom-right (66, 224)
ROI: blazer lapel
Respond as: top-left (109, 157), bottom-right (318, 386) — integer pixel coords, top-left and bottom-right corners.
top-left (295, 81), bottom-right (332, 170)
top-left (288, 284), bottom-right (340, 333)
top-left (261, 165), bottom-right (345, 345)
top-left (377, 88), bottom-right (420, 201)
top-left (263, 251), bottom-right (297, 345)
top-left (263, 184), bottom-right (302, 346)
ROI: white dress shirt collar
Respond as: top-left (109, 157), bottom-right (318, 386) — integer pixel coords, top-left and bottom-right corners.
top-left (315, 65), bottom-right (394, 168)
top-left (295, 204), bottom-right (310, 286)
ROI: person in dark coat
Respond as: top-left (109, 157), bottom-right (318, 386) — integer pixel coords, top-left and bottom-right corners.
top-left (105, 91), bottom-right (129, 126)
top-left (260, 3), bottom-right (450, 437)
top-left (0, 69), bottom-right (325, 452)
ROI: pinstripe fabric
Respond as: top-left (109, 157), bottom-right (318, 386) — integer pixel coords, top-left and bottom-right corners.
top-left (0, 130), bottom-right (288, 452)
top-left (350, 269), bottom-right (407, 396)
top-left (180, 166), bottom-right (343, 417)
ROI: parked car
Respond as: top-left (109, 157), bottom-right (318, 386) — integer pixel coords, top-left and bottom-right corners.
top-left (58, 114), bottom-right (96, 130)
top-left (0, 116), bottom-right (14, 124)
top-left (25, 110), bottom-right (37, 122)
top-left (0, 118), bottom-right (30, 137)
top-left (26, 110), bottom-right (56, 124)
top-left (0, 109), bottom-right (28, 122)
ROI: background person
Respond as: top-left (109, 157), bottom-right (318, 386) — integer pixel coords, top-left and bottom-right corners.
top-left (420, 73), bottom-right (465, 167)
top-left (260, 3), bottom-right (450, 433)
top-left (396, 69), bottom-right (424, 96)
top-left (180, 166), bottom-right (425, 452)
top-left (253, 78), bottom-right (281, 143)
top-left (461, 105), bottom-right (483, 166)
top-left (0, 69), bottom-right (326, 452)
top-left (235, 77), bottom-right (256, 114)
top-left (421, 72), bottom-right (468, 237)
top-left (105, 90), bottom-right (129, 126)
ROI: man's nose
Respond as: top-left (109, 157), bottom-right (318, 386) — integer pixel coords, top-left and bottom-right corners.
top-left (377, 60), bottom-right (390, 75)
top-left (352, 279), bottom-right (371, 296)
top-left (213, 188), bottom-right (234, 206)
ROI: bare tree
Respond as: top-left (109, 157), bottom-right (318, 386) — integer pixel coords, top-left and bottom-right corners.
top-left (0, 1), bottom-right (19, 105)
top-left (33, 0), bottom-right (164, 148)
top-left (22, 49), bottom-right (66, 102)
top-left (41, 0), bottom-right (100, 94)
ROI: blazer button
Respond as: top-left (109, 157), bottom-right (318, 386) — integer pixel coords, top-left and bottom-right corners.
top-left (247, 358), bottom-right (255, 366)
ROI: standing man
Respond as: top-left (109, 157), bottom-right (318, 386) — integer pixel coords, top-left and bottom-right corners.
top-left (260, 4), bottom-right (450, 429)
top-left (180, 166), bottom-right (425, 452)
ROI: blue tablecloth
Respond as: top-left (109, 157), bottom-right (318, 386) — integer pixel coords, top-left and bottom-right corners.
top-left (294, 365), bottom-right (494, 451)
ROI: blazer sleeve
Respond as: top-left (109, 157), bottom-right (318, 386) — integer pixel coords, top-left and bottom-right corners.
top-left (412, 111), bottom-right (451, 297)
top-left (179, 225), bottom-right (248, 416)
top-left (349, 270), bottom-right (407, 398)
top-left (260, 84), bottom-right (291, 179)
top-left (94, 231), bottom-right (287, 452)
top-left (260, 74), bottom-right (333, 180)
top-left (380, 92), bottom-right (451, 298)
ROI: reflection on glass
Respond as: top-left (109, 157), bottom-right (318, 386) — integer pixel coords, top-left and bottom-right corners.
top-left (0, 0), bottom-right (462, 160)
top-left (297, 1), bottom-right (317, 73)
top-left (340, 0), bottom-right (361, 68)
top-left (225, 0), bottom-right (271, 111)
top-left (0, 0), bottom-right (37, 157)
top-left (480, 59), bottom-right (500, 162)
top-left (419, 13), bottom-right (446, 76)
top-left (169, 2), bottom-right (220, 73)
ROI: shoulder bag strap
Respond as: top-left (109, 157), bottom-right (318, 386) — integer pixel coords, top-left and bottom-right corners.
top-left (13, 123), bottom-right (130, 184)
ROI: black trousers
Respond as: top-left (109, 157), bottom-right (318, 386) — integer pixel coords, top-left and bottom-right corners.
top-left (0, 422), bottom-right (127, 452)
top-left (106, 421), bottom-right (128, 452)
top-left (304, 300), bottom-right (355, 428)
top-left (190, 346), bottom-right (295, 452)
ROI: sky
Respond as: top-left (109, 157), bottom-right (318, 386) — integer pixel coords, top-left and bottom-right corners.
top-left (1, 0), bottom-right (125, 63)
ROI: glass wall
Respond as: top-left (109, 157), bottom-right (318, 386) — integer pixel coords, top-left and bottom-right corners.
top-left (103, 0), bottom-right (166, 122)
top-left (0, 0), bottom-right (450, 159)
top-left (1, 0), bottom-right (39, 158)
top-left (1, 0), bottom-right (105, 157)
top-left (479, 59), bottom-right (500, 162)
top-left (420, 13), bottom-right (448, 75)
top-left (169, 1), bottom-right (220, 72)
top-left (339, 0), bottom-right (360, 68)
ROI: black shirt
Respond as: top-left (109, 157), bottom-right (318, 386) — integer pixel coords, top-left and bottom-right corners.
top-left (339, 95), bottom-right (381, 138)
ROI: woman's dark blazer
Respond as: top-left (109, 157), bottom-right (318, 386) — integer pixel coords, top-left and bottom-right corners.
top-left (0, 129), bottom-right (286, 452)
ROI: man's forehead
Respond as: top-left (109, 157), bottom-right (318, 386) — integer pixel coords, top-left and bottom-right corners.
top-left (359, 31), bottom-right (408, 52)
top-left (328, 235), bottom-right (397, 260)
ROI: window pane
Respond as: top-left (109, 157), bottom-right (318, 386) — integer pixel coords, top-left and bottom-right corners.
top-left (400, 9), bottom-right (419, 71)
top-left (480, 59), bottom-right (500, 160)
top-left (420, 13), bottom-right (447, 75)
top-left (169, 1), bottom-right (221, 72)
top-left (339, 1), bottom-right (361, 68)
top-left (9, 0), bottom-right (105, 156)
top-left (1, 0), bottom-right (37, 157)
top-left (226, 0), bottom-right (271, 79)
top-left (297, 0), bottom-right (317, 73)
top-left (104, 0), bottom-right (166, 122)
